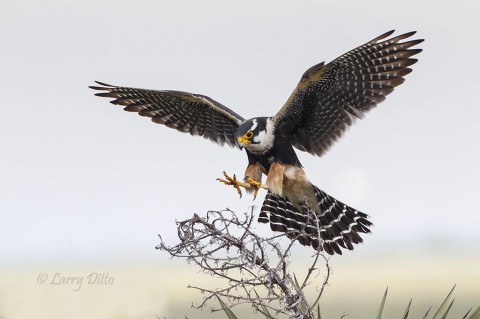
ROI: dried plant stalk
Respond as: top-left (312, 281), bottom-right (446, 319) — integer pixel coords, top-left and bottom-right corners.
top-left (156, 207), bottom-right (331, 319)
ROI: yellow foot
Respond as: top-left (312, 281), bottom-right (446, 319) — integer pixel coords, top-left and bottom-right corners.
top-left (217, 171), bottom-right (250, 198)
top-left (217, 171), bottom-right (268, 199)
top-left (244, 177), bottom-right (268, 200)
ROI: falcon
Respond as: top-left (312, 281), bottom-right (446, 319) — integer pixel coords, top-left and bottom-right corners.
top-left (90, 30), bottom-right (423, 255)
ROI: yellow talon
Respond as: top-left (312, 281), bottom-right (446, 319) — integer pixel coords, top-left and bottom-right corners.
top-left (244, 177), bottom-right (268, 200)
top-left (216, 171), bottom-right (269, 200)
top-left (217, 171), bottom-right (250, 198)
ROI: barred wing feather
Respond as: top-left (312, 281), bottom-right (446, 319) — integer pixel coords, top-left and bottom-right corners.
top-left (90, 82), bottom-right (245, 148)
top-left (273, 30), bottom-right (424, 157)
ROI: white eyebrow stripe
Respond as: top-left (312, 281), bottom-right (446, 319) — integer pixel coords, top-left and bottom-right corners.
top-left (250, 119), bottom-right (258, 131)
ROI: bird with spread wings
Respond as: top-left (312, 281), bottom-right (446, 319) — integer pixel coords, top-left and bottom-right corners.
top-left (90, 30), bottom-right (423, 255)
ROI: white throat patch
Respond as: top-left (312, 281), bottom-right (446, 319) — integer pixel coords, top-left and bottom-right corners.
top-left (247, 118), bottom-right (275, 154)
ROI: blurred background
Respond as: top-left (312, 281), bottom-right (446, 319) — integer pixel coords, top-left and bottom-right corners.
top-left (1, 0), bottom-right (479, 318)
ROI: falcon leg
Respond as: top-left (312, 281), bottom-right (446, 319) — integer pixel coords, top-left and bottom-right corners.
top-left (244, 177), bottom-right (268, 200)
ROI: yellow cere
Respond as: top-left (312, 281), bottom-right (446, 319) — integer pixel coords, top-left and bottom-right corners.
top-left (237, 136), bottom-right (251, 145)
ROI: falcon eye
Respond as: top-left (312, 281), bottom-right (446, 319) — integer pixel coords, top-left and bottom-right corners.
top-left (245, 131), bottom-right (254, 139)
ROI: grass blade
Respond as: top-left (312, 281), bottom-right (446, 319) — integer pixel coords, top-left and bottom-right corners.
top-left (465, 306), bottom-right (480, 319)
top-left (293, 273), bottom-right (309, 313)
top-left (317, 303), bottom-right (321, 319)
top-left (463, 308), bottom-right (472, 319)
top-left (253, 290), bottom-right (275, 319)
top-left (376, 287), bottom-right (388, 319)
top-left (431, 285), bottom-right (455, 319)
top-left (293, 273), bottom-right (301, 290)
top-left (216, 296), bottom-right (239, 319)
top-left (440, 299), bottom-right (455, 319)
top-left (256, 304), bottom-right (275, 319)
top-left (401, 299), bottom-right (412, 319)
top-left (422, 307), bottom-right (432, 319)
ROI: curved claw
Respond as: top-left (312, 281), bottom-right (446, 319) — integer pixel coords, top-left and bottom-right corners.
top-left (217, 171), bottom-right (268, 200)
top-left (244, 177), bottom-right (269, 200)
top-left (217, 171), bottom-right (244, 198)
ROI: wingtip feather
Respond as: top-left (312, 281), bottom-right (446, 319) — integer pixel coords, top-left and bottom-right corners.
top-left (94, 92), bottom-right (117, 98)
top-left (371, 30), bottom-right (395, 42)
top-left (94, 81), bottom-right (116, 87)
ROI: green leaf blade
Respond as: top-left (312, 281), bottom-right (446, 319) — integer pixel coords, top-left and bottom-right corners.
top-left (216, 296), bottom-right (239, 319)
top-left (376, 287), bottom-right (388, 319)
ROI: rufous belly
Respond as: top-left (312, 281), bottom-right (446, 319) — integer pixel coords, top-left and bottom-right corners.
top-left (265, 163), bottom-right (318, 213)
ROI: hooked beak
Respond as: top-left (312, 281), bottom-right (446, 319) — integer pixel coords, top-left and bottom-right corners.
top-left (236, 136), bottom-right (250, 149)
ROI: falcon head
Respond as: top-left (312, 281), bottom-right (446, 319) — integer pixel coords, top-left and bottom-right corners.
top-left (235, 117), bottom-right (275, 154)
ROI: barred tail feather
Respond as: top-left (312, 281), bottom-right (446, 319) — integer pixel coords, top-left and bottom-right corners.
top-left (259, 184), bottom-right (372, 255)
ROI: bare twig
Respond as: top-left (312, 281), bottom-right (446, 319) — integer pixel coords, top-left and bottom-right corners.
top-left (156, 207), bottom-right (331, 319)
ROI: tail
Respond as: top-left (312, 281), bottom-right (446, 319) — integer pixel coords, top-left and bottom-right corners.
top-left (259, 184), bottom-right (372, 255)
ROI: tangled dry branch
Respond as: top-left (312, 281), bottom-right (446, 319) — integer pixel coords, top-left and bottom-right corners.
top-left (156, 207), bottom-right (331, 319)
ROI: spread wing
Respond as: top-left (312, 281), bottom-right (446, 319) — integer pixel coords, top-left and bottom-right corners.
top-left (272, 30), bottom-right (424, 157)
top-left (89, 82), bottom-right (245, 148)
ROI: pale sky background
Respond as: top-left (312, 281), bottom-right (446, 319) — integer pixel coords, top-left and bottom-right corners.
top-left (1, 0), bottom-right (479, 264)
top-left (0, 0), bottom-right (479, 317)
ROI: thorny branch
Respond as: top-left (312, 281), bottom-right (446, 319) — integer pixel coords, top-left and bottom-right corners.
top-left (156, 207), bottom-right (331, 319)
